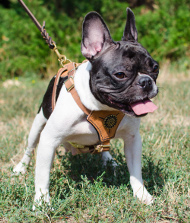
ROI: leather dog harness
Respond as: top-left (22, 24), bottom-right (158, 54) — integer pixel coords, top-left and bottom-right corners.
top-left (52, 62), bottom-right (125, 154)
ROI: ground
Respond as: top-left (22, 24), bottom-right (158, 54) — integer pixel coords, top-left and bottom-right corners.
top-left (0, 65), bottom-right (189, 222)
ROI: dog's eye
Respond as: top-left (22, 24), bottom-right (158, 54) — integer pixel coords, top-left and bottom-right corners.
top-left (153, 65), bottom-right (159, 73)
top-left (114, 72), bottom-right (125, 79)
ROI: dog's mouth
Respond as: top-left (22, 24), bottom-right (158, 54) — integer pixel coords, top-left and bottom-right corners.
top-left (107, 97), bottom-right (158, 117)
top-left (130, 99), bottom-right (158, 116)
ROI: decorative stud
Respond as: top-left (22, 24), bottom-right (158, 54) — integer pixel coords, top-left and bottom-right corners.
top-left (103, 115), bottom-right (117, 129)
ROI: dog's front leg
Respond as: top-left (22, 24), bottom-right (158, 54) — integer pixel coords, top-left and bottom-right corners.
top-left (34, 126), bottom-right (61, 207)
top-left (13, 109), bottom-right (47, 175)
top-left (124, 132), bottom-right (153, 205)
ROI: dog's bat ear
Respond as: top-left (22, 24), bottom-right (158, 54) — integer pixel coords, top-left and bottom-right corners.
top-left (81, 12), bottom-right (114, 60)
top-left (122, 8), bottom-right (138, 41)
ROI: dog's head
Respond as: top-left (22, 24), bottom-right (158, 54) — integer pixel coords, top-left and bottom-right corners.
top-left (81, 8), bottom-right (159, 117)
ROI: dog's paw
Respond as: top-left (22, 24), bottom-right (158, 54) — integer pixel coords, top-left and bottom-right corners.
top-left (33, 197), bottom-right (53, 216)
top-left (130, 177), bottom-right (154, 205)
top-left (134, 187), bottom-right (154, 205)
top-left (139, 192), bottom-right (154, 205)
top-left (12, 162), bottom-right (27, 175)
top-left (101, 151), bottom-right (118, 167)
top-left (33, 191), bottom-right (51, 210)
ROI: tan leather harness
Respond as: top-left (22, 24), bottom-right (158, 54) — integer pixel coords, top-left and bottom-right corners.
top-left (52, 62), bottom-right (125, 154)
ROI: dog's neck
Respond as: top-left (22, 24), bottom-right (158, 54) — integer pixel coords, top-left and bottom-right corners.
top-left (74, 61), bottom-right (116, 112)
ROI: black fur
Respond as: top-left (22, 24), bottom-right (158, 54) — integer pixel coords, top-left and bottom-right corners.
top-left (38, 76), bottom-right (68, 119)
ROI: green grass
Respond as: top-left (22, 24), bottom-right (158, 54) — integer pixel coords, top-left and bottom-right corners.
top-left (0, 67), bottom-right (190, 222)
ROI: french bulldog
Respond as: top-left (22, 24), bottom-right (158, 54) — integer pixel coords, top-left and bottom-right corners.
top-left (13, 8), bottom-right (159, 206)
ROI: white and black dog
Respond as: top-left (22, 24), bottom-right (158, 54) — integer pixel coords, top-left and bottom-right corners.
top-left (13, 8), bottom-right (159, 206)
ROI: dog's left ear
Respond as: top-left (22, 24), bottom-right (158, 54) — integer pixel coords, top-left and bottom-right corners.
top-left (81, 12), bottom-right (114, 60)
top-left (122, 8), bottom-right (138, 41)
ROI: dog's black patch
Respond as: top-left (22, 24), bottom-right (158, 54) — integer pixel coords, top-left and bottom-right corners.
top-left (38, 76), bottom-right (68, 119)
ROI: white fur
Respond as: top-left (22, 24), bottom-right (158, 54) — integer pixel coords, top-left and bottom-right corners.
top-left (13, 61), bottom-right (153, 206)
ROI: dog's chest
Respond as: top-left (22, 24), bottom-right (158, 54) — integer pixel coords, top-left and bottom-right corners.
top-left (59, 110), bottom-right (138, 146)
top-left (65, 118), bottom-right (100, 145)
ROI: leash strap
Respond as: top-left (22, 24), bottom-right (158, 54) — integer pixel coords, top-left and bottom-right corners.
top-left (18, 0), bottom-right (72, 66)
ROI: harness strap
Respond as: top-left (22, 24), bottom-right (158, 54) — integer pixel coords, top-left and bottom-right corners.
top-left (65, 76), bottom-right (91, 115)
top-left (52, 62), bottom-right (90, 114)
top-left (52, 67), bottom-right (67, 110)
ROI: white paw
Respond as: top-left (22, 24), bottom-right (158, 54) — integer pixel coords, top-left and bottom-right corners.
top-left (13, 162), bottom-right (27, 175)
top-left (104, 159), bottom-right (118, 168)
top-left (33, 191), bottom-right (50, 211)
top-left (130, 177), bottom-right (154, 205)
top-left (101, 151), bottom-right (118, 167)
top-left (134, 186), bottom-right (154, 205)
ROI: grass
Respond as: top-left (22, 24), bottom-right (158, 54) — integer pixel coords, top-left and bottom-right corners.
top-left (0, 66), bottom-right (190, 222)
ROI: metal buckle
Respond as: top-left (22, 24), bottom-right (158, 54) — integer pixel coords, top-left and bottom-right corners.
top-left (68, 68), bottom-right (75, 74)
top-left (64, 76), bottom-right (74, 92)
top-left (94, 144), bottom-right (111, 153)
top-left (68, 142), bottom-right (93, 154)
top-left (52, 42), bottom-right (71, 67)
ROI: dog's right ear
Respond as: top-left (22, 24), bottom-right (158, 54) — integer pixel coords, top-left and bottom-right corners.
top-left (122, 8), bottom-right (138, 41)
top-left (81, 12), bottom-right (114, 60)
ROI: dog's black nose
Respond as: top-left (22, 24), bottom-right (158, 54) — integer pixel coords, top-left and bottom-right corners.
top-left (139, 76), bottom-right (153, 91)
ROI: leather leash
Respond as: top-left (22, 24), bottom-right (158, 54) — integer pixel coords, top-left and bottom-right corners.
top-left (18, 0), bottom-right (71, 66)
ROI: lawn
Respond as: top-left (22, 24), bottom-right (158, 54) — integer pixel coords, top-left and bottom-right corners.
top-left (0, 65), bottom-right (189, 222)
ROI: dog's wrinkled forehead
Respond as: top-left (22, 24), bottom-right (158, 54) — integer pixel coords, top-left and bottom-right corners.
top-left (121, 42), bottom-right (149, 60)
top-left (99, 41), bottom-right (155, 73)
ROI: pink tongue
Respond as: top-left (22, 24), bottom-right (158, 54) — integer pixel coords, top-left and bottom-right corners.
top-left (130, 99), bottom-right (158, 116)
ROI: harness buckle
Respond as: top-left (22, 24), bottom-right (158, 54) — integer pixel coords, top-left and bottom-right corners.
top-left (94, 144), bottom-right (111, 153)
top-left (65, 76), bottom-right (74, 92)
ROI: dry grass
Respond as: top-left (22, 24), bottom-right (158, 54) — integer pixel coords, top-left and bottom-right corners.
top-left (158, 61), bottom-right (190, 84)
top-left (142, 63), bottom-right (190, 128)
